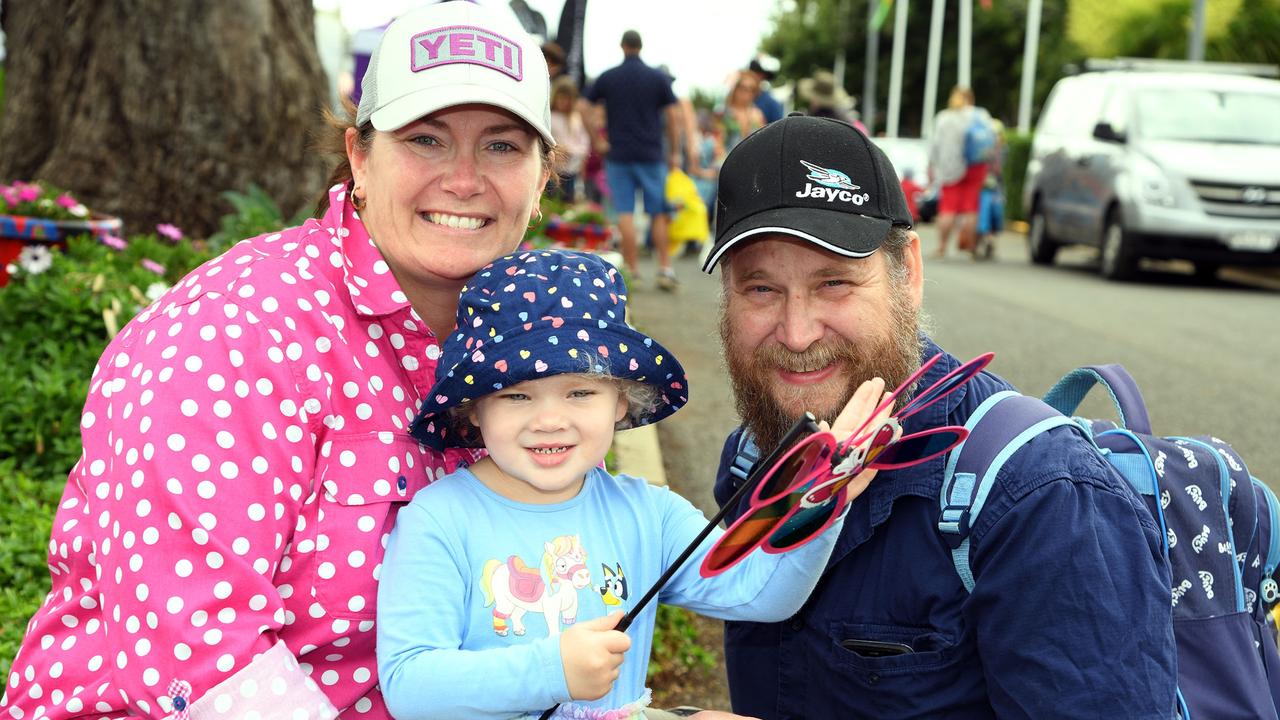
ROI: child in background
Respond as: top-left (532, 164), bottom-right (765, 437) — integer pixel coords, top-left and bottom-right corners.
top-left (549, 76), bottom-right (591, 204)
top-left (900, 168), bottom-right (925, 224)
top-left (376, 250), bottom-right (885, 720)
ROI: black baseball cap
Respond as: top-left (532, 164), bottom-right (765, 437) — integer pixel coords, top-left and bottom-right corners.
top-left (702, 114), bottom-right (913, 273)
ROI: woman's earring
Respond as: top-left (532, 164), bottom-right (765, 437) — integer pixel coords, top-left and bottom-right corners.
top-left (528, 206), bottom-right (543, 229)
top-left (352, 186), bottom-right (367, 211)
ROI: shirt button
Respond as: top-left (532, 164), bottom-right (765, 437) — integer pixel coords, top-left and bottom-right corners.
top-left (397, 475), bottom-right (408, 492)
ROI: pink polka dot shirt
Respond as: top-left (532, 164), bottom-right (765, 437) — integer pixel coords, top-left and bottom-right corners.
top-left (1, 185), bottom-right (483, 718)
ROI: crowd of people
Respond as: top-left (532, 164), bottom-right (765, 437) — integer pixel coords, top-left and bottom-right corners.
top-left (1, 4), bottom-right (1154, 720)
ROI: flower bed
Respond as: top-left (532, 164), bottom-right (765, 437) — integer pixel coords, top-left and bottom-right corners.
top-left (0, 182), bottom-right (123, 286)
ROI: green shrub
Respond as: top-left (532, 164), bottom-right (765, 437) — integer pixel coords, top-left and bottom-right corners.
top-left (0, 459), bottom-right (62, 683)
top-left (0, 234), bottom-right (216, 480)
top-left (207, 184), bottom-right (311, 254)
top-left (1003, 130), bottom-right (1033, 222)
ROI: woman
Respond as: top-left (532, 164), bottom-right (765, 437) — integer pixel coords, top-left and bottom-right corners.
top-left (0, 4), bottom-right (553, 717)
top-left (719, 72), bottom-right (766, 153)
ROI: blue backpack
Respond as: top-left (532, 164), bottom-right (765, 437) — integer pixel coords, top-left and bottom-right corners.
top-left (963, 112), bottom-right (996, 166)
top-left (939, 365), bottom-right (1280, 719)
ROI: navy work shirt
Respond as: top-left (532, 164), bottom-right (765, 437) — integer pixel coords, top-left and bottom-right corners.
top-left (583, 55), bottom-right (677, 164)
top-left (713, 339), bottom-right (1178, 719)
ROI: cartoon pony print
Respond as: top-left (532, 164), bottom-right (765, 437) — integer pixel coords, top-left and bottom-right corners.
top-left (481, 534), bottom-right (591, 637)
top-left (598, 563), bottom-right (629, 608)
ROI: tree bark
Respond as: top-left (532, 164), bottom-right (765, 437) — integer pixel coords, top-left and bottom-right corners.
top-left (0, 0), bottom-right (331, 237)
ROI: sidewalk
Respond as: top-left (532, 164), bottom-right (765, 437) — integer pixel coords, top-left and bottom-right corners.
top-left (612, 424), bottom-right (668, 486)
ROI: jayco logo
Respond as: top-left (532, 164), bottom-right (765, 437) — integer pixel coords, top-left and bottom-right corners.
top-left (411, 25), bottom-right (523, 81)
top-left (795, 160), bottom-right (871, 205)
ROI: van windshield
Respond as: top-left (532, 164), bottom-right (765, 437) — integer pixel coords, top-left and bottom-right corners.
top-left (1135, 88), bottom-right (1280, 145)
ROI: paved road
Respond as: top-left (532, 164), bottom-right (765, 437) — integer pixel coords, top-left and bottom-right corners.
top-left (628, 227), bottom-right (1280, 520)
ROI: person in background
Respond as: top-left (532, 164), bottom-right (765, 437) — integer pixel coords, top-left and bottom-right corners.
top-left (581, 30), bottom-right (682, 291)
top-left (549, 75), bottom-right (591, 204)
top-left (974, 118), bottom-right (1007, 260)
top-left (900, 168), bottom-right (925, 224)
top-left (720, 71), bottom-right (767, 153)
top-left (798, 69), bottom-right (866, 134)
top-left (701, 113), bottom-right (1176, 719)
top-left (928, 85), bottom-right (992, 259)
top-left (0, 4), bottom-right (559, 717)
top-left (746, 54), bottom-right (785, 124)
top-left (378, 249), bottom-right (885, 719)
top-left (542, 41), bottom-right (567, 81)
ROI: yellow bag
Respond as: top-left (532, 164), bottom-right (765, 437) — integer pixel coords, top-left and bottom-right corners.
top-left (665, 168), bottom-right (710, 252)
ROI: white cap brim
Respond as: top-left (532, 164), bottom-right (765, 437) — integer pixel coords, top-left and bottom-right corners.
top-left (370, 79), bottom-right (556, 148)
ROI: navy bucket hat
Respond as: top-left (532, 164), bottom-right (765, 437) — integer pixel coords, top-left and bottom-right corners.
top-left (410, 250), bottom-right (689, 450)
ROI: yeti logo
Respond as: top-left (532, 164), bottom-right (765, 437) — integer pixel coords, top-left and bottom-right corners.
top-left (795, 160), bottom-right (872, 205)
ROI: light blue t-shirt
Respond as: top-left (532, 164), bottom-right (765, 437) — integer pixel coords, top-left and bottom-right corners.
top-left (377, 466), bottom-right (844, 719)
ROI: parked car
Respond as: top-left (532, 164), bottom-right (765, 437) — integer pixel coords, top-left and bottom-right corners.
top-left (872, 136), bottom-right (939, 223)
top-left (1023, 60), bottom-right (1280, 280)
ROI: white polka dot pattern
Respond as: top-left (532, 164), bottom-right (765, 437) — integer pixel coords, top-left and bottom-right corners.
top-left (187, 641), bottom-right (337, 719)
top-left (0, 186), bottom-right (484, 718)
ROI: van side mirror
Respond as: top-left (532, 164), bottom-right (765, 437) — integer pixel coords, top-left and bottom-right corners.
top-left (1093, 122), bottom-right (1126, 143)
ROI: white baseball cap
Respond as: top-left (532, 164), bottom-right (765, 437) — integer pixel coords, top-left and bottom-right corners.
top-left (356, 2), bottom-right (555, 147)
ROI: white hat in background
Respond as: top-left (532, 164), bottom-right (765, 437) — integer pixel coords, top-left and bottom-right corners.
top-left (356, 2), bottom-right (554, 146)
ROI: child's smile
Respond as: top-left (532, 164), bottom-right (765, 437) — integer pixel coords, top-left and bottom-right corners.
top-left (468, 374), bottom-right (629, 504)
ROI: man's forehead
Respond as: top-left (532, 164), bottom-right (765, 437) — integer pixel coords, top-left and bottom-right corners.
top-left (726, 236), bottom-right (877, 278)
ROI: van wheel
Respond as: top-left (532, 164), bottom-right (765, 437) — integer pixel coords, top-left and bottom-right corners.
top-left (1028, 205), bottom-right (1058, 265)
top-left (1100, 213), bottom-right (1137, 281)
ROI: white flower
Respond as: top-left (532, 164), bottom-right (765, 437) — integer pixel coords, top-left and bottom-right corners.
top-left (145, 281), bottom-right (169, 301)
top-left (17, 245), bottom-right (54, 275)
top-left (69, 203), bottom-right (89, 218)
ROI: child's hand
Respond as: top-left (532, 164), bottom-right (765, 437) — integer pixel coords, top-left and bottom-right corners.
top-left (560, 611), bottom-right (632, 701)
top-left (817, 378), bottom-right (894, 501)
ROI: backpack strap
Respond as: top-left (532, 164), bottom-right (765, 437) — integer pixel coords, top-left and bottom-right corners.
top-left (939, 391), bottom-right (1078, 592)
top-left (1042, 364), bottom-right (1153, 435)
top-left (1256, 476), bottom-right (1280, 605)
top-left (729, 429), bottom-right (761, 488)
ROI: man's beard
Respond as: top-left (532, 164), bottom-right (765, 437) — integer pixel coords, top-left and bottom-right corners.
top-left (720, 285), bottom-right (922, 456)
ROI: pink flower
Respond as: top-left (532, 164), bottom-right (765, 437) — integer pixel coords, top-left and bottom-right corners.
top-left (155, 223), bottom-right (184, 241)
top-left (100, 234), bottom-right (128, 250)
top-left (56, 194), bottom-right (79, 209)
top-left (18, 185), bottom-right (40, 202)
top-left (141, 258), bottom-right (166, 275)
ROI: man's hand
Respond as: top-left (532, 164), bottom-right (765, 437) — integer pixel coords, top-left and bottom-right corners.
top-left (560, 611), bottom-right (631, 701)
top-left (816, 378), bottom-right (893, 502)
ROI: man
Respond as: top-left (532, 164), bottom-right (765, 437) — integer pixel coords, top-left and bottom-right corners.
top-left (746, 54), bottom-right (785, 124)
top-left (928, 85), bottom-right (993, 259)
top-left (702, 114), bottom-right (1177, 718)
top-left (582, 30), bottom-right (682, 290)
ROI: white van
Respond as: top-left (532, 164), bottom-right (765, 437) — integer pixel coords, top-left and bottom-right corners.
top-left (1023, 60), bottom-right (1280, 280)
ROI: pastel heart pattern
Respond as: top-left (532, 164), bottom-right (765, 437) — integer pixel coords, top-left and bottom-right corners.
top-left (494, 359), bottom-right (508, 373)
top-left (551, 317), bottom-right (564, 328)
top-left (561, 296), bottom-right (573, 308)
top-left (520, 350), bottom-right (531, 359)
top-left (435, 394), bottom-right (449, 404)
top-left (523, 292), bottom-right (537, 302)
top-left (577, 329), bottom-right (590, 341)
top-left (629, 358), bottom-right (639, 371)
top-left (568, 348), bottom-right (579, 358)
top-left (464, 375), bottom-right (474, 384)
top-left (535, 360), bottom-right (549, 372)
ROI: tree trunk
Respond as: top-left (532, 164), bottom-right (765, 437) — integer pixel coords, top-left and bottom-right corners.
top-left (0, 0), bottom-right (331, 238)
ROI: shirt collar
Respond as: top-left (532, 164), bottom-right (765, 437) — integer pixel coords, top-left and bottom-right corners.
top-left (324, 183), bottom-right (416, 319)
